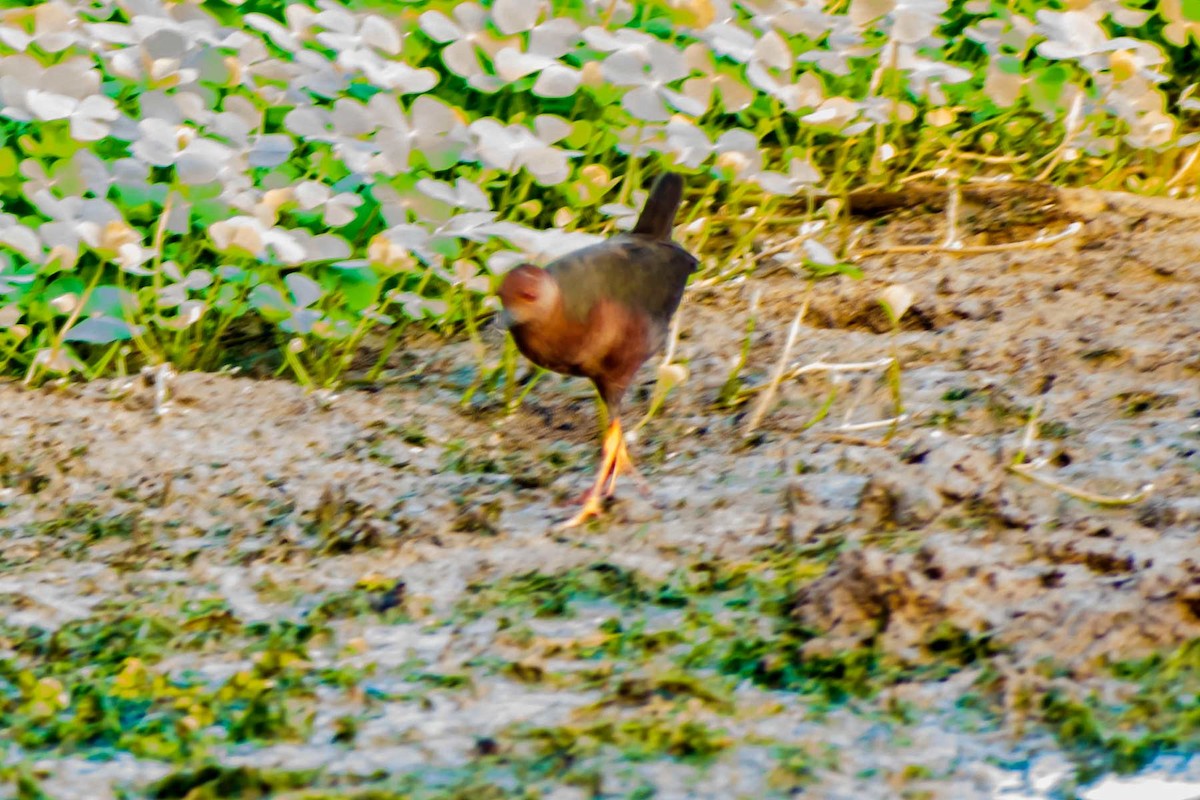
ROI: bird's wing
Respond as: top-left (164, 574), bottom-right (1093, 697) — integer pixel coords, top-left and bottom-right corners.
top-left (548, 236), bottom-right (698, 326)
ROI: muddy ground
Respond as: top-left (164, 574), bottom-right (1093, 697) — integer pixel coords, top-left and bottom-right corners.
top-left (0, 195), bottom-right (1197, 799)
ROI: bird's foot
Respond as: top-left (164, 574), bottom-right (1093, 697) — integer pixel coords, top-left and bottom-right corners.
top-left (558, 418), bottom-right (624, 528)
top-left (560, 447), bottom-right (620, 530)
top-left (557, 491), bottom-right (609, 529)
top-left (557, 417), bottom-right (655, 529)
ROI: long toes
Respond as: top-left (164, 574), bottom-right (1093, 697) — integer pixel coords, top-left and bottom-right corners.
top-left (558, 495), bottom-right (608, 529)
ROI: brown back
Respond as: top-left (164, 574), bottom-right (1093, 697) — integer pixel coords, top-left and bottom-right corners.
top-left (548, 172), bottom-right (697, 327)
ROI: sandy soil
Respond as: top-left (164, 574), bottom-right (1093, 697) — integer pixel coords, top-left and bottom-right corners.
top-left (0, 194), bottom-right (1197, 798)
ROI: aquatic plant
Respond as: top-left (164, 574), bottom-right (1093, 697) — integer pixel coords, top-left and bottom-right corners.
top-left (0, 0), bottom-right (1192, 385)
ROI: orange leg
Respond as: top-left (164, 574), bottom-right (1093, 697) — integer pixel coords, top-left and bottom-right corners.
top-left (602, 425), bottom-right (648, 498)
top-left (560, 417), bottom-right (646, 528)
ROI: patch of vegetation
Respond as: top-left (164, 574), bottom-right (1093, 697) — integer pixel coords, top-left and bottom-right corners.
top-left (1033, 640), bottom-right (1200, 782)
top-left (309, 484), bottom-right (386, 554)
top-left (525, 715), bottom-right (733, 764)
top-left (440, 439), bottom-right (503, 475)
top-left (308, 578), bottom-right (409, 623)
top-left (0, 1), bottom-right (1190, 390)
top-left (4, 540), bottom-right (1196, 795)
top-left (147, 764), bottom-right (321, 800)
top-left (462, 562), bottom-right (658, 618)
top-left (922, 622), bottom-right (1002, 669)
top-left (448, 555), bottom-right (1200, 789)
top-left (941, 387), bottom-right (976, 402)
top-left (0, 611), bottom-right (329, 758)
top-left (462, 555), bottom-right (954, 706)
top-left (1038, 419), bottom-right (1073, 439)
top-left (1115, 391), bottom-right (1179, 417)
top-left (766, 743), bottom-right (830, 792)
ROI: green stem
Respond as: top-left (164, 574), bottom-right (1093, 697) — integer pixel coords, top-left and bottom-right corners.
top-left (508, 367), bottom-right (545, 412)
top-left (26, 261), bottom-right (106, 386)
top-left (800, 386), bottom-right (840, 432)
top-left (282, 339), bottom-right (314, 388)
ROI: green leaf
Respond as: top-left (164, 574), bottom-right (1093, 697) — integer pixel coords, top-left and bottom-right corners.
top-left (322, 265), bottom-right (379, 312)
top-left (1027, 64), bottom-right (1071, 116)
top-left (115, 182), bottom-right (170, 210)
top-left (63, 316), bottom-right (135, 343)
top-left (996, 54), bottom-right (1023, 76)
top-left (45, 276), bottom-right (86, 307)
top-left (84, 286), bottom-right (138, 318)
top-left (248, 284), bottom-right (290, 322)
top-left (0, 148), bottom-right (17, 178)
top-left (430, 237), bottom-right (461, 260)
top-left (806, 261), bottom-right (863, 280)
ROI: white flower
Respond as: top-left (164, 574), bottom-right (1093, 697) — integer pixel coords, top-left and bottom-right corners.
top-left (419, 3), bottom-right (506, 92)
top-left (469, 116), bottom-right (578, 185)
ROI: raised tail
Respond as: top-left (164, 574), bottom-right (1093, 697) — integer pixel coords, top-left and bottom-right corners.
top-left (630, 172), bottom-right (684, 240)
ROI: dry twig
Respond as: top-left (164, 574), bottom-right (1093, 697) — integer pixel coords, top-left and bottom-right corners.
top-left (743, 287), bottom-right (812, 435)
top-left (852, 221), bottom-right (1082, 259)
top-left (1007, 395), bottom-right (1154, 506)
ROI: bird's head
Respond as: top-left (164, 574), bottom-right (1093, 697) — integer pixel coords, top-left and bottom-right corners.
top-left (497, 263), bottom-right (559, 327)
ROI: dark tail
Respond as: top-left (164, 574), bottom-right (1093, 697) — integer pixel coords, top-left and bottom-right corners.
top-left (631, 172), bottom-right (684, 240)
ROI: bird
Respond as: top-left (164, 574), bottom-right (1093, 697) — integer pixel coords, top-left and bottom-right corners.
top-left (497, 172), bottom-right (697, 527)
